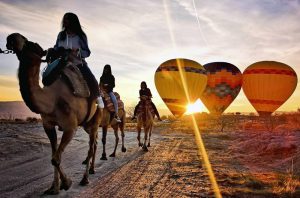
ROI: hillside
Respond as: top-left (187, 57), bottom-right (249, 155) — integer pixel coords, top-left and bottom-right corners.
top-left (0, 101), bottom-right (39, 119)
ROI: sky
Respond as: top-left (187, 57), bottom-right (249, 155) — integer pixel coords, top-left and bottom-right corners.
top-left (0, 0), bottom-right (300, 115)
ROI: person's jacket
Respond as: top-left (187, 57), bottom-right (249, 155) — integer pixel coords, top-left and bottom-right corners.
top-left (100, 75), bottom-right (115, 93)
top-left (54, 31), bottom-right (91, 58)
top-left (139, 88), bottom-right (152, 98)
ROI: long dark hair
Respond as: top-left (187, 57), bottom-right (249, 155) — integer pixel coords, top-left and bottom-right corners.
top-left (102, 64), bottom-right (112, 75)
top-left (100, 64), bottom-right (113, 80)
top-left (60, 12), bottom-right (87, 40)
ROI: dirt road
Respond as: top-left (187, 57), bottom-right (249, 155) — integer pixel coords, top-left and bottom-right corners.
top-left (78, 133), bottom-right (212, 198)
top-left (0, 122), bottom-right (211, 198)
top-left (2, 121), bottom-right (300, 197)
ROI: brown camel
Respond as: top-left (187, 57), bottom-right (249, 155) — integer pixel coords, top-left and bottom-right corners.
top-left (137, 96), bottom-right (154, 151)
top-left (6, 33), bottom-right (102, 194)
top-left (100, 108), bottom-right (126, 160)
top-left (82, 107), bottom-right (126, 163)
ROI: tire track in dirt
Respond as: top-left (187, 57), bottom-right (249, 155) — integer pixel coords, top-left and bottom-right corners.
top-left (78, 134), bottom-right (212, 198)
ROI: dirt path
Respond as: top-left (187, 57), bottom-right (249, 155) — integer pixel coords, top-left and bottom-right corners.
top-left (78, 132), bottom-right (212, 198)
top-left (0, 123), bottom-right (163, 198)
top-left (2, 122), bottom-right (300, 197)
top-left (0, 123), bottom-right (213, 198)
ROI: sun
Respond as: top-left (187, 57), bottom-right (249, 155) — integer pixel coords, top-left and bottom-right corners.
top-left (185, 99), bottom-right (207, 115)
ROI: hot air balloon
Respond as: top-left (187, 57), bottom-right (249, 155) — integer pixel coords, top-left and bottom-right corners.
top-left (243, 61), bottom-right (298, 116)
top-left (200, 62), bottom-right (242, 115)
top-left (154, 58), bottom-right (207, 117)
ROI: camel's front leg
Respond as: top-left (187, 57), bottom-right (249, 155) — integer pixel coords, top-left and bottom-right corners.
top-left (43, 125), bottom-right (59, 195)
top-left (147, 125), bottom-right (153, 147)
top-left (80, 127), bottom-right (97, 185)
top-left (110, 126), bottom-right (119, 157)
top-left (142, 127), bottom-right (149, 152)
top-left (52, 129), bottom-right (74, 191)
top-left (100, 126), bottom-right (108, 160)
top-left (90, 136), bottom-right (97, 174)
top-left (120, 123), bottom-right (126, 152)
top-left (137, 125), bottom-right (142, 147)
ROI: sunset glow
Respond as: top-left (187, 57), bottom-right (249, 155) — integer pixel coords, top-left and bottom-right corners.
top-left (0, 0), bottom-right (300, 114)
top-left (185, 99), bottom-right (207, 115)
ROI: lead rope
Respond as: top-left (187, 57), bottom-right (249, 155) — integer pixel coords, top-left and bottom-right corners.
top-left (0, 48), bottom-right (14, 54)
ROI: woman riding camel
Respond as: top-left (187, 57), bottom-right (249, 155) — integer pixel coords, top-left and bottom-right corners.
top-left (132, 81), bottom-right (162, 121)
top-left (48, 12), bottom-right (101, 106)
top-left (100, 64), bottom-right (121, 122)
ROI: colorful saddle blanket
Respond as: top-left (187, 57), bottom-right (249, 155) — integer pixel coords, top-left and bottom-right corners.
top-left (102, 92), bottom-right (124, 112)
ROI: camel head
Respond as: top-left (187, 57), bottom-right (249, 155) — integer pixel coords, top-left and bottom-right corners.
top-left (6, 33), bottom-right (46, 60)
top-left (6, 33), bottom-right (27, 53)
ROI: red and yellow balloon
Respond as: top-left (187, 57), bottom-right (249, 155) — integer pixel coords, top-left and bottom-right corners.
top-left (243, 61), bottom-right (298, 116)
top-left (155, 58), bottom-right (207, 117)
top-left (200, 62), bottom-right (243, 115)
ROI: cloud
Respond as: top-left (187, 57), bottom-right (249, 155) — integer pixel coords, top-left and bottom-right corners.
top-left (0, 0), bottom-right (299, 112)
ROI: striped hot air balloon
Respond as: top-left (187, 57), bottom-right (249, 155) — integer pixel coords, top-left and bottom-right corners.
top-left (243, 61), bottom-right (298, 116)
top-left (154, 58), bottom-right (207, 117)
top-left (200, 62), bottom-right (243, 115)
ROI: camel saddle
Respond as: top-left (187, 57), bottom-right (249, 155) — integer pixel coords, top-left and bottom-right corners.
top-left (42, 59), bottom-right (90, 98)
top-left (62, 64), bottom-right (90, 98)
top-left (102, 92), bottom-right (124, 112)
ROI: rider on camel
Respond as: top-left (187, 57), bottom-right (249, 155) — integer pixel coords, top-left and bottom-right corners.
top-left (132, 81), bottom-right (162, 121)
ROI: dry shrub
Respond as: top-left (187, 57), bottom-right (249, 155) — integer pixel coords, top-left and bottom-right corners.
top-left (239, 121), bottom-right (266, 131)
top-left (26, 117), bottom-right (38, 123)
top-left (14, 118), bottom-right (24, 122)
top-left (273, 161), bottom-right (300, 196)
top-left (274, 124), bottom-right (295, 132)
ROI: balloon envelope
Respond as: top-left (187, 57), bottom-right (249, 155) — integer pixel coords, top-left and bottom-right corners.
top-left (155, 58), bottom-right (207, 117)
top-left (200, 62), bottom-right (242, 115)
top-left (243, 61), bottom-right (298, 116)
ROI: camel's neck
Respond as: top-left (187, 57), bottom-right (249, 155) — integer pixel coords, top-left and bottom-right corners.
top-left (18, 55), bottom-right (50, 114)
top-left (146, 107), bottom-right (153, 120)
top-left (139, 103), bottom-right (153, 122)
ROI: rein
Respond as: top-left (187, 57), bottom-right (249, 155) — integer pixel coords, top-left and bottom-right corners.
top-left (19, 42), bottom-right (48, 62)
top-left (0, 48), bottom-right (14, 54)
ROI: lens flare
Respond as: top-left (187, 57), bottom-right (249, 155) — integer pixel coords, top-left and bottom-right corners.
top-left (186, 99), bottom-right (207, 115)
top-left (163, 1), bottom-right (221, 197)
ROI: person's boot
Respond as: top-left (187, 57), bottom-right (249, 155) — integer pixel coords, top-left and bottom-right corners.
top-left (114, 114), bottom-right (122, 123)
top-left (96, 97), bottom-right (104, 108)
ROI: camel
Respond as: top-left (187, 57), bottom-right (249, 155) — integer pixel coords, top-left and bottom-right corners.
top-left (82, 106), bottom-right (126, 163)
top-left (100, 107), bottom-right (126, 160)
top-left (136, 96), bottom-right (154, 151)
top-left (6, 33), bottom-right (102, 194)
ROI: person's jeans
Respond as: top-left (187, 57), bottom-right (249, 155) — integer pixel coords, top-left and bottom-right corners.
top-left (109, 92), bottom-right (118, 114)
